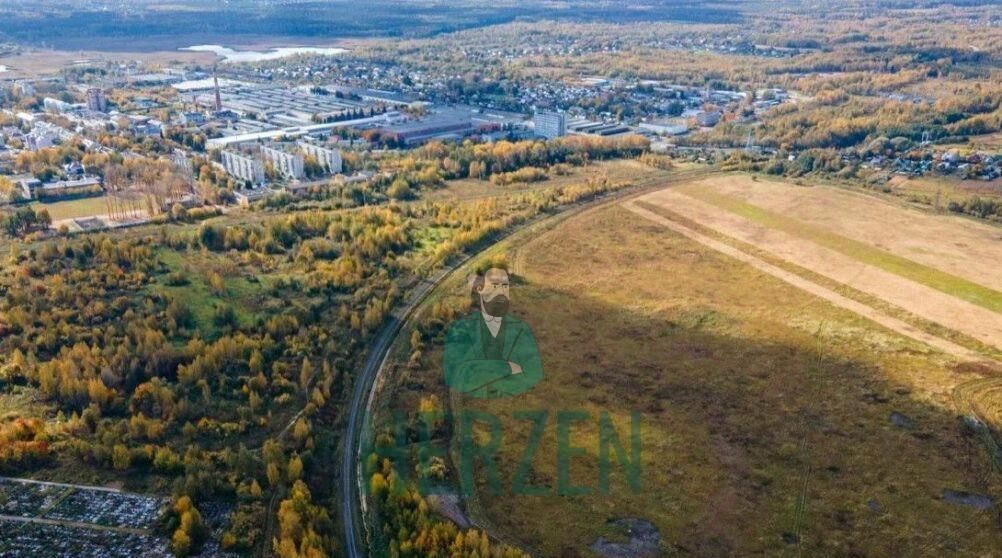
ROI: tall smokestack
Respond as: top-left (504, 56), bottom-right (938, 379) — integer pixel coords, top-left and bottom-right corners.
top-left (213, 67), bottom-right (222, 112)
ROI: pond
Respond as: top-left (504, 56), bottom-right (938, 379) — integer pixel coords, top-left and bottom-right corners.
top-left (179, 44), bottom-right (347, 63)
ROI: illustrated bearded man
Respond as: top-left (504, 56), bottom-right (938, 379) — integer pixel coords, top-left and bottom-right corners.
top-left (443, 267), bottom-right (543, 398)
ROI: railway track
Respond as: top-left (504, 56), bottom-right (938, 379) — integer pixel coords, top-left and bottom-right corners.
top-left (339, 165), bottom-right (716, 558)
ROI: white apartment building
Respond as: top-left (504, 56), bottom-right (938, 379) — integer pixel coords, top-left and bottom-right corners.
top-left (43, 97), bottom-right (74, 114)
top-left (25, 122), bottom-right (69, 152)
top-left (533, 109), bottom-right (567, 139)
top-left (86, 88), bottom-right (108, 113)
top-left (298, 141), bottom-right (342, 174)
top-left (261, 145), bottom-right (305, 180)
top-left (221, 150), bottom-right (265, 185)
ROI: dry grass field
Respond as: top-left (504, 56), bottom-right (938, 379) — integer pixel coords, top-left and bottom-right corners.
top-left (623, 200), bottom-right (986, 361)
top-left (886, 174), bottom-right (1002, 209)
top-left (638, 188), bottom-right (1002, 351)
top-left (0, 48), bottom-right (216, 79)
top-left (381, 187), bottom-right (1002, 557)
top-left (675, 174), bottom-right (1002, 294)
top-left (631, 174), bottom-right (1002, 357)
top-left (29, 196), bottom-right (115, 221)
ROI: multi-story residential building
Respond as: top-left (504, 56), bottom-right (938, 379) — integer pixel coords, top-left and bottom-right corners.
top-left (86, 88), bottom-right (107, 112)
top-left (13, 80), bottom-right (35, 96)
top-left (24, 122), bottom-right (69, 151)
top-left (261, 145), bottom-right (305, 180)
top-left (25, 130), bottom-right (56, 151)
top-left (533, 109), bottom-right (567, 139)
top-left (298, 141), bottom-right (342, 174)
top-left (169, 149), bottom-right (193, 176)
top-left (43, 97), bottom-right (74, 114)
top-left (134, 121), bottom-right (162, 138)
top-left (221, 150), bottom-right (265, 185)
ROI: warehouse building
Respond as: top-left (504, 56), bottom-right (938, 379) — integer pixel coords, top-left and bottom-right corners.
top-left (378, 109), bottom-right (475, 146)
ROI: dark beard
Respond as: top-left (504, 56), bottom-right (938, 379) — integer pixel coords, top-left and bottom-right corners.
top-left (483, 295), bottom-right (510, 317)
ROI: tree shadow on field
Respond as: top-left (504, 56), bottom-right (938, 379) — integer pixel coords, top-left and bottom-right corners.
top-left (452, 282), bottom-right (1002, 558)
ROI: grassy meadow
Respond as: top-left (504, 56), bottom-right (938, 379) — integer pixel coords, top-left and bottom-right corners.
top-left (149, 249), bottom-right (276, 339)
top-left (29, 196), bottom-right (114, 221)
top-left (379, 201), bottom-right (1002, 557)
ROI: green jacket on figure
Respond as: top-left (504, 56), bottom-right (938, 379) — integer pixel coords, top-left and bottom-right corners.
top-left (444, 312), bottom-right (543, 398)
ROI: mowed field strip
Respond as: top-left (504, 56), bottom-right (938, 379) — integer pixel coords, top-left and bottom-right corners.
top-left (680, 175), bottom-right (1002, 294)
top-left (632, 179), bottom-right (1002, 352)
top-left (622, 201), bottom-right (981, 360)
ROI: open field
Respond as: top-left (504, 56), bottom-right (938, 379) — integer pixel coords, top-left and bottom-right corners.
top-left (638, 176), bottom-right (1002, 353)
top-left (886, 174), bottom-right (1002, 209)
top-left (29, 196), bottom-right (115, 221)
top-left (624, 200), bottom-right (982, 360)
top-left (0, 48), bottom-right (216, 79)
top-left (639, 187), bottom-right (1002, 351)
top-left (149, 249), bottom-right (278, 339)
top-left (673, 174), bottom-right (1002, 295)
top-left (0, 387), bottom-right (48, 422)
top-left (380, 192), bottom-right (1002, 557)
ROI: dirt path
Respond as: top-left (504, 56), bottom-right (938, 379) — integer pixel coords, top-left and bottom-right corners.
top-left (0, 514), bottom-right (152, 536)
top-left (0, 476), bottom-right (123, 494)
top-left (636, 189), bottom-right (1002, 351)
top-left (621, 200), bottom-right (983, 361)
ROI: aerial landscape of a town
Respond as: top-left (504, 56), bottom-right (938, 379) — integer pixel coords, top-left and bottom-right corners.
top-left (0, 1), bottom-right (1000, 557)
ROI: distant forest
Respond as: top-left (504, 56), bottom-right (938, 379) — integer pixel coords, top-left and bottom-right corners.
top-left (0, 0), bottom-right (743, 51)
